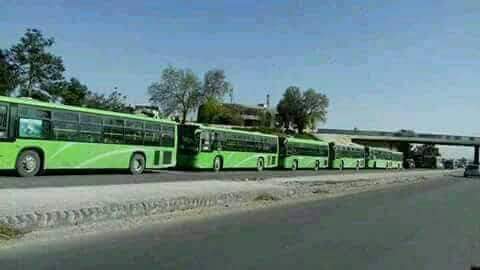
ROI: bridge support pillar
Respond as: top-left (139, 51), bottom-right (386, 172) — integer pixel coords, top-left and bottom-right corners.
top-left (474, 145), bottom-right (479, 165)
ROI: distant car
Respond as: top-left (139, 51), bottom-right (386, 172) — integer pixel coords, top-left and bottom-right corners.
top-left (464, 164), bottom-right (480, 177)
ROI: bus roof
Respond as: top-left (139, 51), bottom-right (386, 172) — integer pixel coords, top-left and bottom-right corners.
top-left (331, 142), bottom-right (365, 149)
top-left (184, 123), bottom-right (278, 138)
top-left (368, 146), bottom-right (403, 154)
top-left (285, 137), bottom-right (328, 146)
top-left (0, 96), bottom-right (176, 124)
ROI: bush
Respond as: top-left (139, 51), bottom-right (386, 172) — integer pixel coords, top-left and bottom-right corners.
top-left (0, 224), bottom-right (22, 240)
top-left (197, 98), bottom-right (244, 126)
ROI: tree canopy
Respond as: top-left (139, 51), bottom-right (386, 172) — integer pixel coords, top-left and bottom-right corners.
top-left (148, 66), bottom-right (233, 123)
top-left (0, 50), bottom-right (18, 96)
top-left (277, 86), bottom-right (329, 133)
top-left (197, 98), bottom-right (243, 126)
top-left (8, 29), bottom-right (65, 101)
top-left (84, 90), bottom-right (133, 113)
top-left (148, 66), bottom-right (202, 123)
top-left (0, 28), bottom-right (132, 113)
top-left (202, 69), bottom-right (232, 101)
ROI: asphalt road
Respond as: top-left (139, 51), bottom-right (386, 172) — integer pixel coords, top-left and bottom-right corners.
top-left (2, 175), bottom-right (479, 270)
top-left (0, 168), bottom-right (399, 189)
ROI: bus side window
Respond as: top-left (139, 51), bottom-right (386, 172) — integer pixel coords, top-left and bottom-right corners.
top-left (213, 132), bottom-right (223, 151)
top-left (18, 107), bottom-right (51, 139)
top-left (0, 104), bottom-right (8, 138)
top-left (200, 131), bottom-right (211, 152)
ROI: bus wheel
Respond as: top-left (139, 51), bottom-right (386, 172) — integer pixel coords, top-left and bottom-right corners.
top-left (292, 160), bottom-right (298, 171)
top-left (314, 160), bottom-right (320, 171)
top-left (213, 156), bottom-right (222, 172)
top-left (129, 153), bottom-right (145, 175)
top-left (16, 150), bottom-right (41, 177)
top-left (257, 158), bottom-right (264, 172)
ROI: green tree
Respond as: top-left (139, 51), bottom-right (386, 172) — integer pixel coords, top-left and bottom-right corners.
top-left (302, 88), bottom-right (329, 130)
top-left (148, 66), bottom-right (202, 123)
top-left (276, 86), bottom-right (303, 130)
top-left (40, 77), bottom-right (89, 105)
top-left (0, 50), bottom-right (18, 96)
top-left (197, 98), bottom-right (243, 126)
top-left (61, 78), bottom-right (89, 106)
top-left (84, 90), bottom-right (132, 113)
top-left (276, 86), bottom-right (329, 133)
top-left (9, 29), bottom-right (65, 101)
top-left (197, 98), bottom-right (223, 123)
top-left (202, 69), bottom-right (232, 101)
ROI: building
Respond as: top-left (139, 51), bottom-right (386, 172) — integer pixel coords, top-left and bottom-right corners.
top-left (220, 103), bottom-right (272, 127)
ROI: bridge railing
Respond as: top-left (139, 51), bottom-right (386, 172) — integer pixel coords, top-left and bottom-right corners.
top-left (316, 129), bottom-right (480, 144)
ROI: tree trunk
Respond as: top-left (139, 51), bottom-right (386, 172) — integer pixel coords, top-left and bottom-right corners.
top-left (181, 109), bottom-right (187, 124)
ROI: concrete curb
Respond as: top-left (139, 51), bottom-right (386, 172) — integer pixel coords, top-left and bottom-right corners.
top-left (0, 171), bottom-right (452, 231)
top-left (0, 189), bottom-right (291, 231)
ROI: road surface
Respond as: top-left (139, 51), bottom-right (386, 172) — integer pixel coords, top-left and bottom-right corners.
top-left (2, 175), bottom-right (478, 269)
top-left (0, 168), bottom-right (399, 189)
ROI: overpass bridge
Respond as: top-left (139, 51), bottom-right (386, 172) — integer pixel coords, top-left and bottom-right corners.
top-left (316, 129), bottom-right (480, 164)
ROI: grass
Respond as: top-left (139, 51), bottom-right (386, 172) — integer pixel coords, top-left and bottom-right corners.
top-left (254, 193), bottom-right (280, 202)
top-left (0, 223), bottom-right (22, 241)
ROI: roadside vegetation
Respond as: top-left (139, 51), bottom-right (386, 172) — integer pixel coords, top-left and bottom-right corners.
top-left (1, 28), bottom-right (329, 136)
top-left (0, 223), bottom-right (23, 241)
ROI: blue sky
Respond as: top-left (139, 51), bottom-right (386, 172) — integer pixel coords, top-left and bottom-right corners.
top-left (2, 0), bottom-right (479, 157)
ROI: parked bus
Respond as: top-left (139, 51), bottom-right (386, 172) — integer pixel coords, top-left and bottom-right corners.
top-left (0, 96), bottom-right (177, 176)
top-left (366, 147), bottom-right (401, 169)
top-left (391, 151), bottom-right (403, 169)
top-left (329, 143), bottom-right (365, 169)
top-left (177, 124), bottom-right (279, 171)
top-left (279, 137), bottom-right (329, 170)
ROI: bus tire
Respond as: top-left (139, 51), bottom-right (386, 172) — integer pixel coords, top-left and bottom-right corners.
top-left (16, 150), bottom-right (42, 177)
top-left (314, 160), bottom-right (320, 171)
top-left (292, 160), bottom-right (298, 171)
top-left (257, 158), bottom-right (264, 172)
top-left (213, 156), bottom-right (222, 172)
top-left (129, 153), bottom-right (145, 175)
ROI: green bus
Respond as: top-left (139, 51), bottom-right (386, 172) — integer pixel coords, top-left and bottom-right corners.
top-left (329, 143), bottom-right (366, 170)
top-left (390, 151), bottom-right (403, 169)
top-left (366, 147), bottom-right (403, 169)
top-left (279, 137), bottom-right (329, 170)
top-left (0, 96), bottom-right (177, 176)
top-left (177, 124), bottom-right (279, 171)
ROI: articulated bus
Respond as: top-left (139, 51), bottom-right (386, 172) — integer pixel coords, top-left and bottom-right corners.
top-left (366, 147), bottom-right (403, 169)
top-left (279, 137), bottom-right (329, 170)
top-left (177, 124), bottom-right (279, 171)
top-left (329, 143), bottom-right (366, 170)
top-left (0, 96), bottom-right (177, 176)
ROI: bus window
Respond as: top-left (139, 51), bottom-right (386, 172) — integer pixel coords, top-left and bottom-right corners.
top-left (19, 118), bottom-right (50, 139)
top-left (200, 131), bottom-right (212, 152)
top-left (0, 104), bottom-right (8, 138)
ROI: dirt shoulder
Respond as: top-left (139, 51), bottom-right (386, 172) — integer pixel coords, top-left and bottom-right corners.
top-left (0, 170), bottom-right (459, 247)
